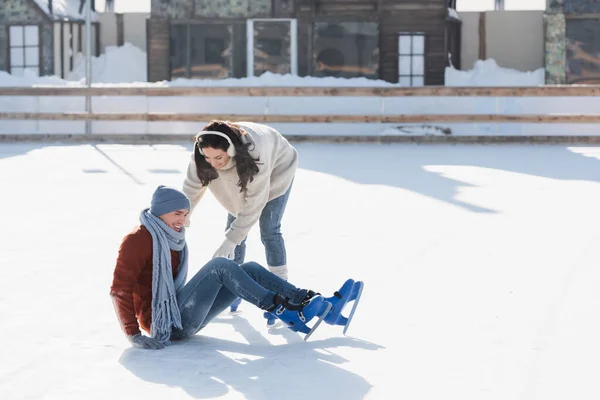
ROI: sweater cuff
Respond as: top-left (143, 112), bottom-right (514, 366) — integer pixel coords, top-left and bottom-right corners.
top-left (225, 229), bottom-right (245, 246)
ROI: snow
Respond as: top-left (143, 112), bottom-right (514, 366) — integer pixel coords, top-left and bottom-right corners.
top-left (1, 142), bottom-right (599, 400)
top-left (33, 0), bottom-right (98, 20)
top-left (67, 43), bottom-right (148, 83)
top-left (445, 59), bottom-right (545, 87)
top-left (448, 7), bottom-right (461, 20)
top-left (0, 43), bottom-right (543, 87)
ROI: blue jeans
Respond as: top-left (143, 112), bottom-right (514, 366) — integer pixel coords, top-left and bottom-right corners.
top-left (227, 181), bottom-right (293, 267)
top-left (171, 258), bottom-right (307, 340)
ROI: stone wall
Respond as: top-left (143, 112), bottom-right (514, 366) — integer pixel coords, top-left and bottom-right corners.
top-left (151, 0), bottom-right (272, 18)
top-left (563, 0), bottom-right (600, 13)
top-left (544, 12), bottom-right (566, 84)
top-left (0, 0), bottom-right (53, 75)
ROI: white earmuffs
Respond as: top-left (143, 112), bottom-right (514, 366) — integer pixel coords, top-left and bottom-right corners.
top-left (196, 130), bottom-right (237, 157)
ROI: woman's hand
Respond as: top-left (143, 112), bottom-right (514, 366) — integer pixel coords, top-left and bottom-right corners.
top-left (213, 238), bottom-right (237, 260)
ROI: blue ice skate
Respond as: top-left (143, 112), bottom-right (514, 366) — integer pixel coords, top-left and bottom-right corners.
top-left (321, 279), bottom-right (364, 335)
top-left (270, 295), bottom-right (332, 341)
top-left (229, 297), bottom-right (242, 314)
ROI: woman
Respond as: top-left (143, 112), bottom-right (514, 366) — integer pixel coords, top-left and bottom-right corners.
top-left (110, 185), bottom-right (337, 349)
top-left (182, 120), bottom-right (297, 283)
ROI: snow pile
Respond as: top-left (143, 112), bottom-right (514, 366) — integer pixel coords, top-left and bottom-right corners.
top-left (445, 59), bottom-right (545, 86)
top-left (168, 72), bottom-right (404, 87)
top-left (67, 43), bottom-right (148, 83)
top-left (448, 8), bottom-right (460, 19)
top-left (0, 70), bottom-right (75, 87)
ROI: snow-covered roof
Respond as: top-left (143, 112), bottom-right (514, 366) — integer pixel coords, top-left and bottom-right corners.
top-left (32, 0), bottom-right (98, 20)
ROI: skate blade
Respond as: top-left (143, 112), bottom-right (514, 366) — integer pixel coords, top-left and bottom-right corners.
top-left (342, 281), bottom-right (363, 335)
top-left (304, 301), bottom-right (332, 342)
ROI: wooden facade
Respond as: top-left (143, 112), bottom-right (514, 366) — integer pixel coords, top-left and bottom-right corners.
top-left (147, 0), bottom-right (461, 85)
top-left (0, 0), bottom-right (100, 78)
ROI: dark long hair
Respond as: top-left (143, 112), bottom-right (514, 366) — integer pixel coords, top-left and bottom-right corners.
top-left (193, 120), bottom-right (260, 192)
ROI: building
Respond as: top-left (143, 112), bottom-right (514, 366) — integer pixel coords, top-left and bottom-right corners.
top-left (146, 0), bottom-right (461, 85)
top-left (0, 0), bottom-right (99, 78)
top-left (545, 0), bottom-right (600, 84)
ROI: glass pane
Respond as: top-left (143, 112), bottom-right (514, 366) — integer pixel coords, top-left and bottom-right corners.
top-left (314, 22), bottom-right (379, 79)
top-left (11, 67), bottom-right (25, 77)
top-left (398, 35), bottom-right (411, 55)
top-left (399, 56), bottom-right (411, 75)
top-left (566, 19), bottom-right (600, 84)
top-left (10, 48), bottom-right (24, 66)
top-left (412, 35), bottom-right (425, 55)
top-left (25, 47), bottom-right (39, 66)
top-left (169, 25), bottom-right (187, 78)
top-left (24, 67), bottom-right (40, 77)
top-left (24, 26), bottom-right (39, 46)
top-left (253, 21), bottom-right (291, 76)
top-left (412, 55), bottom-right (424, 75)
top-left (412, 76), bottom-right (424, 86)
top-left (398, 76), bottom-right (412, 86)
top-left (189, 24), bottom-right (233, 79)
top-left (10, 26), bottom-right (23, 46)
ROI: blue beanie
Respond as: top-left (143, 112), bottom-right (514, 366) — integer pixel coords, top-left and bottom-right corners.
top-left (150, 185), bottom-right (191, 217)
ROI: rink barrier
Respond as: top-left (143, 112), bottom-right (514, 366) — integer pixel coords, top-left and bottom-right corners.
top-left (4, 112), bottom-right (600, 123)
top-left (3, 134), bottom-right (600, 144)
top-left (4, 86), bottom-right (600, 142)
top-left (2, 86), bottom-right (600, 96)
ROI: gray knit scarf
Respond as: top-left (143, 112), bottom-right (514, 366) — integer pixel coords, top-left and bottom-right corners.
top-left (140, 209), bottom-right (188, 344)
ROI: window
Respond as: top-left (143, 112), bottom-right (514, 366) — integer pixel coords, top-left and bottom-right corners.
top-left (247, 19), bottom-right (297, 77)
top-left (398, 32), bottom-right (425, 86)
top-left (170, 23), bottom-right (235, 79)
top-left (313, 22), bottom-right (379, 79)
top-left (9, 25), bottom-right (40, 77)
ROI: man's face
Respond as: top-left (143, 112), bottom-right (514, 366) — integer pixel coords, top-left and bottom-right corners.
top-left (159, 209), bottom-right (189, 232)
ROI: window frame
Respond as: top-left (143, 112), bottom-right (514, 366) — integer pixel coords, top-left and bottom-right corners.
top-left (7, 24), bottom-right (42, 77)
top-left (397, 31), bottom-right (426, 86)
top-left (246, 18), bottom-right (297, 77)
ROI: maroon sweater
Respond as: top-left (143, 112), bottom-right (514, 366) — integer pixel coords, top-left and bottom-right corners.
top-left (110, 225), bottom-right (180, 336)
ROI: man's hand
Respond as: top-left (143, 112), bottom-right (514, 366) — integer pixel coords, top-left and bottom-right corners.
top-left (128, 334), bottom-right (165, 350)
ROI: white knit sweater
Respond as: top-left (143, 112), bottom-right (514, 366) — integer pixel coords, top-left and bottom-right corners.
top-left (183, 122), bottom-right (298, 244)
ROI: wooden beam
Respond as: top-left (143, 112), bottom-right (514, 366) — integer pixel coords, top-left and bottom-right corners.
top-left (4, 112), bottom-right (600, 123)
top-left (3, 86), bottom-right (600, 97)
top-left (478, 12), bottom-right (486, 61)
top-left (3, 134), bottom-right (600, 144)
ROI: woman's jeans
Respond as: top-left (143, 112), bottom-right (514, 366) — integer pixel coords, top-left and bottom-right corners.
top-left (171, 257), bottom-right (307, 340)
top-left (226, 181), bottom-right (293, 267)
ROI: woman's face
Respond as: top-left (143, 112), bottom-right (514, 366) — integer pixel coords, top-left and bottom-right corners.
top-left (202, 146), bottom-right (230, 169)
top-left (159, 209), bottom-right (189, 232)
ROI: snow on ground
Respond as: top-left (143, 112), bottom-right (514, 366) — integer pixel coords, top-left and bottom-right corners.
top-left (1, 142), bottom-right (599, 400)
